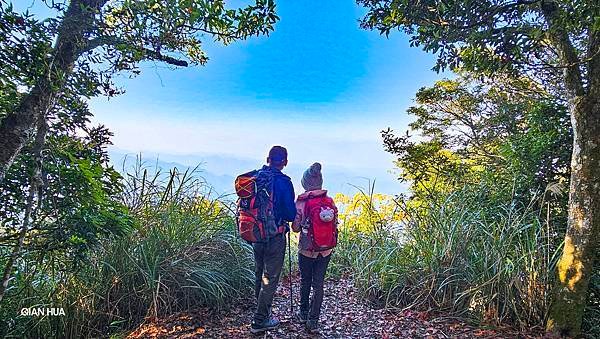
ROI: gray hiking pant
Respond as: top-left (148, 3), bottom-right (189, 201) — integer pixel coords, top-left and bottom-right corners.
top-left (252, 233), bottom-right (286, 324)
top-left (299, 252), bottom-right (331, 322)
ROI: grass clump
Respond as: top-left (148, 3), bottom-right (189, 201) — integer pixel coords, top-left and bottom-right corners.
top-left (1, 162), bottom-right (253, 338)
top-left (333, 185), bottom-right (560, 330)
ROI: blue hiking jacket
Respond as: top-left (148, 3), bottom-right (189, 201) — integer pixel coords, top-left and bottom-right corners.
top-left (261, 165), bottom-right (296, 227)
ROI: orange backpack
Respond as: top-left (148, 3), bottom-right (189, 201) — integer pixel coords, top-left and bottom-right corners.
top-left (234, 169), bottom-right (281, 243)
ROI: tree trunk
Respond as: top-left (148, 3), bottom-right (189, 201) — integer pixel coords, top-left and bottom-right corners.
top-left (547, 96), bottom-right (600, 336)
top-left (0, 83), bottom-right (54, 183)
top-left (0, 0), bottom-right (95, 183)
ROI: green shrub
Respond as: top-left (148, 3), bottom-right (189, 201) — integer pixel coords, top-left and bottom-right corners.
top-left (1, 162), bottom-right (253, 337)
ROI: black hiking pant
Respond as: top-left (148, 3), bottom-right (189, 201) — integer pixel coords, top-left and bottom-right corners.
top-left (298, 252), bottom-right (331, 323)
top-left (252, 233), bottom-right (286, 324)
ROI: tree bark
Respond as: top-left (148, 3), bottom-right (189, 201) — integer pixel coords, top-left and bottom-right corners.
top-left (0, 0), bottom-right (98, 183)
top-left (547, 96), bottom-right (600, 336)
top-left (540, 1), bottom-right (600, 335)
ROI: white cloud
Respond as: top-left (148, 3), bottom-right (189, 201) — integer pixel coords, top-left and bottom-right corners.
top-left (92, 110), bottom-right (397, 171)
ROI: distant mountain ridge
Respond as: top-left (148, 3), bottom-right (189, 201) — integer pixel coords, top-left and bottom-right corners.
top-left (108, 148), bottom-right (406, 197)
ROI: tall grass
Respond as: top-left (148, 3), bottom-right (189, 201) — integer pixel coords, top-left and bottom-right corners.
top-left (583, 268), bottom-right (600, 336)
top-left (332, 185), bottom-right (562, 329)
top-left (1, 161), bottom-right (253, 337)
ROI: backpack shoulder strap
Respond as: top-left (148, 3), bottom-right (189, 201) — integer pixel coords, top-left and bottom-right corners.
top-left (303, 196), bottom-right (314, 220)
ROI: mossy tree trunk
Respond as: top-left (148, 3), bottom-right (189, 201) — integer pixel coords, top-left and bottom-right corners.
top-left (542, 1), bottom-right (600, 335)
top-left (546, 86), bottom-right (600, 338)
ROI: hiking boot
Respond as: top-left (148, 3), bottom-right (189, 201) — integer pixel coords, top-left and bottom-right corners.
top-left (294, 311), bottom-right (308, 324)
top-left (306, 320), bottom-right (319, 334)
top-left (250, 316), bottom-right (280, 334)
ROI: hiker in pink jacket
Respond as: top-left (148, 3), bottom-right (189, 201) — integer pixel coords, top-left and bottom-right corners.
top-left (292, 162), bottom-right (338, 333)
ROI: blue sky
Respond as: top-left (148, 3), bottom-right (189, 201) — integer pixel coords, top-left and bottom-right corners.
top-left (22, 1), bottom-right (447, 194)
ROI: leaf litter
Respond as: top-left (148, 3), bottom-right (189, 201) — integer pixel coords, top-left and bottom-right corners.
top-left (128, 275), bottom-right (550, 338)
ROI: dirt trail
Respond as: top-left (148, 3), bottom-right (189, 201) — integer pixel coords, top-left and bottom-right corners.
top-left (128, 276), bottom-right (546, 338)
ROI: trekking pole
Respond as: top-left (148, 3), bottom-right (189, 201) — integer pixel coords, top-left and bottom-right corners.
top-left (288, 231), bottom-right (293, 315)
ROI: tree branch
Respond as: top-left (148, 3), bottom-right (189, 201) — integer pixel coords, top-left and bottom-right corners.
top-left (175, 23), bottom-right (242, 41)
top-left (540, 0), bottom-right (585, 99)
top-left (81, 36), bottom-right (189, 67)
top-left (588, 8), bottom-right (600, 96)
top-left (142, 48), bottom-right (189, 67)
top-left (440, 0), bottom-right (542, 30)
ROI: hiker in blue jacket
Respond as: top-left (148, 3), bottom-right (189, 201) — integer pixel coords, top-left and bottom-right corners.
top-left (250, 146), bottom-right (296, 334)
